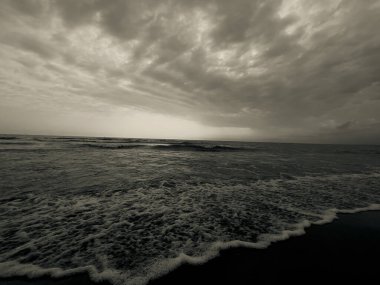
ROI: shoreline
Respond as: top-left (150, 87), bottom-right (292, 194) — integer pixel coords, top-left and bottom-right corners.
top-left (1, 209), bottom-right (380, 285)
top-left (150, 209), bottom-right (380, 285)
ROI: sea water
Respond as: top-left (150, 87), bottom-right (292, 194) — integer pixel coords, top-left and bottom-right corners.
top-left (0, 135), bottom-right (380, 284)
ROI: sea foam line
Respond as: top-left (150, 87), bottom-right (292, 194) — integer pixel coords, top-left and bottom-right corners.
top-left (141, 203), bottom-right (380, 284)
top-left (1, 204), bottom-right (380, 285)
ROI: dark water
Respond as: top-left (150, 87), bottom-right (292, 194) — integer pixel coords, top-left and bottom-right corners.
top-left (0, 135), bottom-right (380, 284)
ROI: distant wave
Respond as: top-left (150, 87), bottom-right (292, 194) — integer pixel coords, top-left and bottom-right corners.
top-left (0, 136), bottom-right (18, 140)
top-left (153, 142), bottom-right (242, 152)
top-left (80, 143), bottom-right (148, 150)
top-left (0, 142), bottom-right (34, 145)
top-left (80, 142), bottom-right (250, 152)
top-left (33, 137), bottom-right (98, 143)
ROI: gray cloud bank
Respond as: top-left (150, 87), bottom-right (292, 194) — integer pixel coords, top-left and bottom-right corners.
top-left (0, 0), bottom-right (380, 143)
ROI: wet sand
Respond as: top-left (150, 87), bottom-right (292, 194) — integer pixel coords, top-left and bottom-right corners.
top-left (2, 210), bottom-right (380, 285)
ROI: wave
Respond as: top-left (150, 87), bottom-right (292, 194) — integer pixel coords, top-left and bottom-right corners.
top-left (142, 204), bottom-right (380, 284)
top-left (80, 142), bottom-right (250, 152)
top-left (0, 136), bottom-right (19, 140)
top-left (33, 137), bottom-right (101, 143)
top-left (157, 142), bottom-right (247, 152)
top-left (1, 204), bottom-right (379, 285)
top-left (80, 143), bottom-right (149, 150)
top-left (0, 142), bottom-right (34, 145)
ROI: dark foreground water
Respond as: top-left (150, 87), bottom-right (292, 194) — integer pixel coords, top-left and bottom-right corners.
top-left (0, 135), bottom-right (379, 284)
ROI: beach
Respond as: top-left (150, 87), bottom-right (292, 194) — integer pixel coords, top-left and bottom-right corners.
top-left (1, 210), bottom-right (380, 285)
top-left (150, 210), bottom-right (380, 285)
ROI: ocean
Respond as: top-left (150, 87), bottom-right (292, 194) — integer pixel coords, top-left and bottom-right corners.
top-left (0, 135), bottom-right (380, 284)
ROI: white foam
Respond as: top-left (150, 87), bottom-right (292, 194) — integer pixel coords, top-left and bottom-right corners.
top-left (1, 165), bottom-right (380, 285)
top-left (0, 261), bottom-right (125, 284)
top-left (138, 203), bottom-right (380, 285)
top-left (1, 204), bottom-right (380, 285)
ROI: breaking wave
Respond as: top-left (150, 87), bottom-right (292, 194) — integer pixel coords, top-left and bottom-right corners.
top-left (0, 136), bottom-right (18, 140)
top-left (80, 142), bottom-right (247, 152)
top-left (1, 171), bottom-right (380, 285)
top-left (0, 204), bottom-right (379, 285)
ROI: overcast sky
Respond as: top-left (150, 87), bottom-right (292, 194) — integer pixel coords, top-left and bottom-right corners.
top-left (0, 0), bottom-right (380, 143)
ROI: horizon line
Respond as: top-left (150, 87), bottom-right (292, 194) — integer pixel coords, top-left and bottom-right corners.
top-left (1, 132), bottom-right (379, 146)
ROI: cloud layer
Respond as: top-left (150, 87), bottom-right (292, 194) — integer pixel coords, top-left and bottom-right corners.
top-left (1, 0), bottom-right (380, 143)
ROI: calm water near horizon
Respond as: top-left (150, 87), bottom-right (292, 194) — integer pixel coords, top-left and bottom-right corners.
top-left (1, 135), bottom-right (380, 284)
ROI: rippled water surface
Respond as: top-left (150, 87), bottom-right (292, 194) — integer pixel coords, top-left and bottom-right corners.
top-left (1, 135), bottom-right (380, 284)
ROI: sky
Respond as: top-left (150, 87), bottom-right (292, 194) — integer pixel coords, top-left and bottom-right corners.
top-left (0, 0), bottom-right (380, 143)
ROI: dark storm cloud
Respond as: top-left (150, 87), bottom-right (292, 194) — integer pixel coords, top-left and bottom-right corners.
top-left (1, 0), bottom-right (380, 142)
